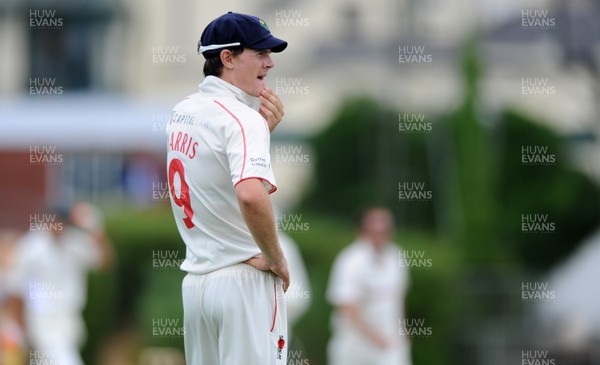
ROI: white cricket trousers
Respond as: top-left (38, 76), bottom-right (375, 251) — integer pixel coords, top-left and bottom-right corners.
top-left (182, 263), bottom-right (288, 365)
top-left (328, 331), bottom-right (412, 365)
top-left (27, 312), bottom-right (85, 365)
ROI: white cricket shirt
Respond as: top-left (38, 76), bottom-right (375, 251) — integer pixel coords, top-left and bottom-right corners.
top-left (7, 229), bottom-right (101, 315)
top-left (166, 76), bottom-right (277, 275)
top-left (327, 239), bottom-right (409, 338)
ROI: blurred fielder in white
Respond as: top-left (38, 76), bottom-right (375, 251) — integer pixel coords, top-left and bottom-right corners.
top-left (327, 207), bottom-right (411, 365)
top-left (7, 202), bottom-right (113, 365)
top-left (278, 232), bottom-right (311, 327)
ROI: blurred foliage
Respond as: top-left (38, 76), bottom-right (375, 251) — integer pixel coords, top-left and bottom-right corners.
top-left (304, 97), bottom-right (436, 230)
top-left (495, 110), bottom-right (600, 270)
top-left (81, 263), bottom-right (119, 364)
top-left (447, 41), bottom-right (498, 264)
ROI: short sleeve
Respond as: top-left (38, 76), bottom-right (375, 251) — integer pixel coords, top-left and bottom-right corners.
top-left (5, 244), bottom-right (27, 297)
top-left (327, 249), bottom-right (362, 306)
top-left (219, 102), bottom-right (277, 193)
top-left (5, 233), bottom-right (38, 297)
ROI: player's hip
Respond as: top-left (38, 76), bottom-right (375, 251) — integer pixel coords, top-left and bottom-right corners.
top-left (182, 263), bottom-right (285, 333)
top-left (182, 263), bottom-right (283, 311)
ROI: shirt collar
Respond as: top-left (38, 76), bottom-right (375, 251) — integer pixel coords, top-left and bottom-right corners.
top-left (198, 76), bottom-right (261, 111)
top-left (356, 238), bottom-right (393, 254)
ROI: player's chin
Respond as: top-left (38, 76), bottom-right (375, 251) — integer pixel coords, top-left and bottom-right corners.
top-left (255, 79), bottom-right (267, 95)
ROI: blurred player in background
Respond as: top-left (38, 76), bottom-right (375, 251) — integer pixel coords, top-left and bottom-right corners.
top-left (167, 12), bottom-right (289, 365)
top-left (278, 231), bottom-right (311, 362)
top-left (327, 207), bottom-right (411, 365)
top-left (278, 231), bottom-right (311, 328)
top-left (6, 202), bottom-right (113, 365)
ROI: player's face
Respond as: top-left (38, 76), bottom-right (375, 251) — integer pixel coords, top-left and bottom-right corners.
top-left (361, 209), bottom-right (394, 247)
top-left (230, 49), bottom-right (274, 97)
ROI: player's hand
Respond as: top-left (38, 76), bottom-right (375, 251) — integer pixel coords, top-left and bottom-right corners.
top-left (70, 202), bottom-right (104, 234)
top-left (244, 254), bottom-right (290, 292)
top-left (259, 87), bottom-right (284, 133)
top-left (370, 333), bottom-right (391, 349)
top-left (269, 259), bottom-right (290, 293)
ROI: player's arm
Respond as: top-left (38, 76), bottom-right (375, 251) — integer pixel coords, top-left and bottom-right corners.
top-left (90, 230), bottom-right (114, 270)
top-left (235, 178), bottom-right (290, 291)
top-left (259, 87), bottom-right (284, 133)
top-left (328, 255), bottom-right (390, 349)
top-left (70, 202), bottom-right (114, 270)
top-left (337, 303), bottom-right (391, 349)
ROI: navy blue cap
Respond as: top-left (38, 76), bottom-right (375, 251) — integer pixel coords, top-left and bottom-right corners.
top-left (198, 12), bottom-right (288, 59)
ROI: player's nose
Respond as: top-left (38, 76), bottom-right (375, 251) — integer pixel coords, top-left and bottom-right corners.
top-left (264, 54), bottom-right (274, 69)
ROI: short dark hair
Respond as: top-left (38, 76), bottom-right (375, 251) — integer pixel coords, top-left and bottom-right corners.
top-left (203, 47), bottom-right (244, 77)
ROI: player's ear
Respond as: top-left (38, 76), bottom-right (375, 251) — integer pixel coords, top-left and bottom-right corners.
top-left (220, 49), bottom-right (235, 70)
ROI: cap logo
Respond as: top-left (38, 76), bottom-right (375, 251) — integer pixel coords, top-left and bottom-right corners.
top-left (259, 19), bottom-right (270, 31)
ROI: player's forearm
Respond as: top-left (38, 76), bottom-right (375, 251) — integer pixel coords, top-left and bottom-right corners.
top-left (93, 231), bottom-right (114, 270)
top-left (236, 179), bottom-right (284, 264)
top-left (340, 304), bottom-right (387, 346)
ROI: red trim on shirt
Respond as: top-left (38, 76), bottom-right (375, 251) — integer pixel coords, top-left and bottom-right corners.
top-left (270, 281), bottom-right (278, 332)
top-left (213, 100), bottom-right (247, 180)
top-left (234, 177), bottom-right (278, 194)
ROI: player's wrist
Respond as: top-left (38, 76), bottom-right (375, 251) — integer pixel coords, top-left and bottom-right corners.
top-left (267, 257), bottom-right (285, 271)
top-left (264, 248), bottom-right (285, 267)
top-left (265, 254), bottom-right (285, 272)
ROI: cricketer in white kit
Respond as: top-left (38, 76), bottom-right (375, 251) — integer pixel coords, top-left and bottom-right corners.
top-left (327, 208), bottom-right (412, 365)
top-left (166, 12), bottom-right (290, 365)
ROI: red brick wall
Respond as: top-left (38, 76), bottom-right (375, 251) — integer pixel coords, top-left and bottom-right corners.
top-left (0, 151), bottom-right (47, 230)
